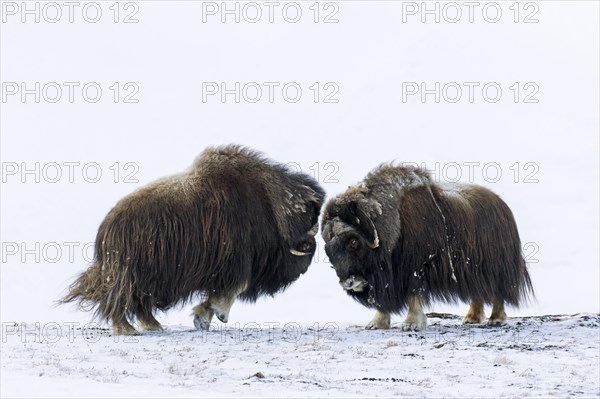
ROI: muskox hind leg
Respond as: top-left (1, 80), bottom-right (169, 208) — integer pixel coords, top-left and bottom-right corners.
top-left (365, 310), bottom-right (391, 330)
top-left (463, 300), bottom-right (485, 324)
top-left (136, 309), bottom-right (163, 332)
top-left (488, 300), bottom-right (507, 326)
top-left (401, 296), bottom-right (427, 331)
top-left (113, 317), bottom-right (137, 335)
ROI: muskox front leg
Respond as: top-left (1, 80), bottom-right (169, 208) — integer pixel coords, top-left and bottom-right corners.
top-left (192, 301), bottom-right (214, 331)
top-left (401, 295), bottom-right (427, 331)
top-left (463, 300), bottom-right (485, 324)
top-left (192, 295), bottom-right (235, 331)
top-left (192, 284), bottom-right (247, 331)
top-left (488, 300), bottom-right (507, 326)
top-left (365, 310), bottom-right (391, 330)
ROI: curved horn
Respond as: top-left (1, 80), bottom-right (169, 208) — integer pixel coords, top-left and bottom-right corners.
top-left (352, 202), bottom-right (380, 249)
top-left (289, 248), bottom-right (312, 257)
top-left (367, 227), bottom-right (379, 249)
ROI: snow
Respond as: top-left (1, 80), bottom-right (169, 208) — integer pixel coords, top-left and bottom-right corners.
top-left (1, 0), bottom-right (599, 397)
top-left (2, 314), bottom-right (598, 398)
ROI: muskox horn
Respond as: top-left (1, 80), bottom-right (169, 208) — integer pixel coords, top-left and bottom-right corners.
top-left (289, 248), bottom-right (312, 256)
top-left (352, 202), bottom-right (380, 249)
top-left (367, 227), bottom-right (379, 249)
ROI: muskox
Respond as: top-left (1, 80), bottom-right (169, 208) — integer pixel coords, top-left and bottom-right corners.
top-left (61, 145), bottom-right (325, 334)
top-left (321, 164), bottom-right (533, 330)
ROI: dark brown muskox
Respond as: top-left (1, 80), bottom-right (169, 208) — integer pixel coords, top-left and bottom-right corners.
top-left (321, 164), bottom-right (533, 330)
top-left (61, 145), bottom-right (325, 334)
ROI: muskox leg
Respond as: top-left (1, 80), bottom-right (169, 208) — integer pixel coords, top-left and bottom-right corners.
top-left (488, 300), bottom-right (507, 326)
top-left (192, 283), bottom-right (248, 331)
top-left (137, 310), bottom-right (163, 332)
top-left (192, 295), bottom-right (234, 331)
top-left (365, 310), bottom-right (391, 330)
top-left (401, 296), bottom-right (427, 331)
top-left (463, 300), bottom-right (485, 324)
top-left (192, 301), bottom-right (214, 331)
top-left (210, 294), bottom-right (237, 324)
top-left (113, 317), bottom-right (137, 335)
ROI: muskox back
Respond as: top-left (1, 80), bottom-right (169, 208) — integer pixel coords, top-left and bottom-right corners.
top-left (62, 145), bottom-right (325, 333)
top-left (322, 164), bottom-right (533, 329)
top-left (397, 181), bottom-right (532, 308)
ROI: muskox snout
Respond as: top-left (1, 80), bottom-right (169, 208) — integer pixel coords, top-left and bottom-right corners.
top-left (340, 275), bottom-right (368, 292)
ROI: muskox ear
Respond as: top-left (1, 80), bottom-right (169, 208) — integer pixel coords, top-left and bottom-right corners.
top-left (350, 201), bottom-right (380, 249)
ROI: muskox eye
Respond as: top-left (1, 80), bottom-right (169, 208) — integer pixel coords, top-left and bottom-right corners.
top-left (346, 237), bottom-right (359, 252)
top-left (296, 241), bottom-right (315, 253)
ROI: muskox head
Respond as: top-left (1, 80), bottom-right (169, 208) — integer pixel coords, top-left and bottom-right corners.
top-left (321, 185), bottom-right (382, 293)
top-left (239, 155), bottom-right (326, 294)
top-left (280, 182), bottom-right (324, 280)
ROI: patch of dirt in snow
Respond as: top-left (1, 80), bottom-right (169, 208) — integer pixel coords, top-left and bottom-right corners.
top-left (1, 314), bottom-right (598, 398)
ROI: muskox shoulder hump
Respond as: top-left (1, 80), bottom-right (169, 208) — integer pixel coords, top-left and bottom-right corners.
top-left (365, 163), bottom-right (433, 191)
top-left (192, 144), bottom-right (268, 172)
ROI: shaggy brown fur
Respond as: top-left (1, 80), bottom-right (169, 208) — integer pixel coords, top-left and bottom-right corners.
top-left (321, 164), bottom-right (533, 329)
top-left (61, 145), bottom-right (325, 333)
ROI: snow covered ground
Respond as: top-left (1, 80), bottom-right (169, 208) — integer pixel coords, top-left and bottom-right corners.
top-left (1, 0), bottom-right (599, 397)
top-left (2, 314), bottom-right (598, 398)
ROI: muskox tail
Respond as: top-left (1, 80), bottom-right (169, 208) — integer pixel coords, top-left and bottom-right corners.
top-left (59, 262), bottom-right (135, 323)
top-left (498, 211), bottom-right (536, 307)
top-left (60, 263), bottom-right (104, 307)
top-left (515, 256), bottom-right (535, 305)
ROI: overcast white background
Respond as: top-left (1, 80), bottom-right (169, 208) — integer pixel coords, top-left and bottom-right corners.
top-left (1, 0), bottom-right (598, 333)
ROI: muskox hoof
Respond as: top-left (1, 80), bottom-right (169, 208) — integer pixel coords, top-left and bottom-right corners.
top-left (113, 324), bottom-right (138, 336)
top-left (487, 318), bottom-right (507, 327)
top-left (193, 314), bottom-right (212, 331)
top-left (401, 321), bottom-right (426, 331)
top-left (141, 323), bottom-right (164, 332)
top-left (365, 311), bottom-right (391, 330)
top-left (365, 320), bottom-right (390, 330)
top-left (401, 313), bottom-right (427, 331)
top-left (463, 315), bottom-right (485, 325)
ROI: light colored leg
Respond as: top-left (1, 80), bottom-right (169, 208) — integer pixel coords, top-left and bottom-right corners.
top-left (365, 310), bottom-right (391, 330)
top-left (210, 294), bottom-right (237, 323)
top-left (488, 300), bottom-right (507, 326)
top-left (192, 283), bottom-right (247, 330)
top-left (402, 296), bottom-right (427, 331)
top-left (138, 314), bottom-right (163, 332)
top-left (192, 301), bottom-right (214, 331)
top-left (113, 318), bottom-right (137, 335)
top-left (463, 300), bottom-right (485, 324)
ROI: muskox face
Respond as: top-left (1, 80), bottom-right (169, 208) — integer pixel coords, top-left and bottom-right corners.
top-left (323, 218), bottom-right (373, 290)
top-left (322, 196), bottom-right (381, 292)
top-left (288, 222), bottom-right (319, 257)
top-left (277, 184), bottom-right (324, 283)
top-left (285, 223), bottom-right (319, 278)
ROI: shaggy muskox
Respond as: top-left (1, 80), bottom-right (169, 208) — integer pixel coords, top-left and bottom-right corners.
top-left (321, 164), bottom-right (533, 330)
top-left (61, 145), bottom-right (325, 334)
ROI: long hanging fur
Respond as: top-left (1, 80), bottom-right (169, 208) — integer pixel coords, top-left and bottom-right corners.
top-left (61, 145), bottom-right (325, 325)
top-left (321, 164), bottom-right (534, 314)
